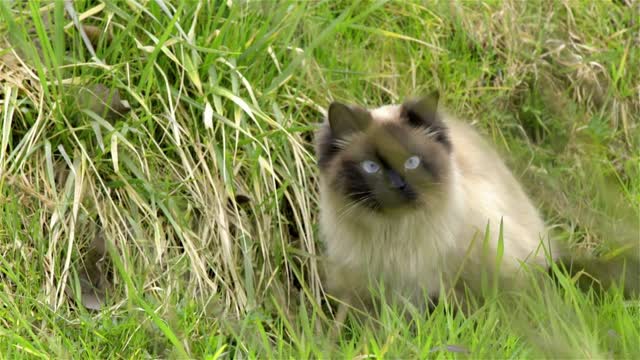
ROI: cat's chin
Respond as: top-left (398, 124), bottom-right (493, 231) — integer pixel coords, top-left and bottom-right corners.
top-left (360, 199), bottom-right (427, 218)
top-left (378, 203), bottom-right (425, 217)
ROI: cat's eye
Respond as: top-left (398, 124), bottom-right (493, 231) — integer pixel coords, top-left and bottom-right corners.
top-left (361, 160), bottom-right (380, 174)
top-left (404, 155), bottom-right (421, 170)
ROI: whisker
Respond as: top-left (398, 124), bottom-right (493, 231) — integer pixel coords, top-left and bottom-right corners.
top-left (336, 195), bottom-right (376, 226)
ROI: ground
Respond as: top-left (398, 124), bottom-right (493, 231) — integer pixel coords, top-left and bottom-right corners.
top-left (0, 1), bottom-right (638, 358)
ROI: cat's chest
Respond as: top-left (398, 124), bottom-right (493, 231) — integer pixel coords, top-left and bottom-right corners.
top-left (326, 216), bottom-right (458, 292)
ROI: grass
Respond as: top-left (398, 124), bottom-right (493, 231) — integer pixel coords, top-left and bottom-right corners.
top-left (0, 0), bottom-right (638, 358)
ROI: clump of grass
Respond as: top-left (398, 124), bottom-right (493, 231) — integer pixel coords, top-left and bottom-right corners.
top-left (0, 0), bottom-right (638, 358)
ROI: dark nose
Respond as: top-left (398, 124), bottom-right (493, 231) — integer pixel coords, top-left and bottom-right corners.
top-left (388, 171), bottom-right (406, 189)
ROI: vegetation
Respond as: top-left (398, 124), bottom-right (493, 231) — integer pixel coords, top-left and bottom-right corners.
top-left (0, 0), bottom-right (638, 358)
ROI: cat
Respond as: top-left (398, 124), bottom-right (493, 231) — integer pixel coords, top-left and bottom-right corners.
top-left (315, 93), bottom-right (560, 316)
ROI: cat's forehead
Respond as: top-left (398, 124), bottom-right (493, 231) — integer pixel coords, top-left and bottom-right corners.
top-left (352, 122), bottom-right (412, 160)
top-left (370, 104), bottom-right (403, 123)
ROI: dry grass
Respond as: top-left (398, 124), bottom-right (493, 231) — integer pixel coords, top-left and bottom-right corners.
top-left (0, 0), bottom-right (638, 358)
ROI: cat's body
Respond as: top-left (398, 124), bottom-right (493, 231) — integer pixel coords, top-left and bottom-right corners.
top-left (316, 96), bottom-right (557, 312)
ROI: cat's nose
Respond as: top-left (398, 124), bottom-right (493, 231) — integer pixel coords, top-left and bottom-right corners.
top-left (388, 171), bottom-right (406, 189)
top-left (392, 181), bottom-right (406, 190)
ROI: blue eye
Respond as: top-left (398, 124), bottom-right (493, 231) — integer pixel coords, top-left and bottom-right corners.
top-left (361, 160), bottom-right (380, 174)
top-left (404, 155), bottom-right (420, 170)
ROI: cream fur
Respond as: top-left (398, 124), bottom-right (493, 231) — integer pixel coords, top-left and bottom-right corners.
top-left (319, 105), bottom-right (558, 310)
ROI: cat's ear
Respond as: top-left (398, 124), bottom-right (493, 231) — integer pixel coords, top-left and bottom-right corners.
top-left (328, 102), bottom-right (371, 138)
top-left (401, 92), bottom-right (451, 150)
top-left (401, 92), bottom-right (440, 128)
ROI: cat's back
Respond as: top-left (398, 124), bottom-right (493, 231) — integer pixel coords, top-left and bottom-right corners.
top-left (445, 115), bottom-right (551, 265)
top-left (446, 117), bottom-right (513, 182)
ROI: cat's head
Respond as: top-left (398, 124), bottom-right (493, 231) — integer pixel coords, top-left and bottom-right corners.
top-left (316, 94), bottom-right (453, 214)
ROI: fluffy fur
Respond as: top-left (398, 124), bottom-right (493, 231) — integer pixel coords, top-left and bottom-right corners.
top-left (316, 95), bottom-right (558, 312)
